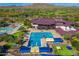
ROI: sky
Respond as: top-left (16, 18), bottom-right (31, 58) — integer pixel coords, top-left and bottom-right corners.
top-left (0, 3), bottom-right (79, 7)
top-left (50, 3), bottom-right (79, 7)
top-left (0, 3), bottom-right (32, 6)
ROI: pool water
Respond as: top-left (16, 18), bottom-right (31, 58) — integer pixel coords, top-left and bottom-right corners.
top-left (0, 27), bottom-right (13, 31)
top-left (0, 27), bottom-right (13, 32)
top-left (28, 32), bottom-right (53, 47)
top-left (0, 27), bottom-right (13, 35)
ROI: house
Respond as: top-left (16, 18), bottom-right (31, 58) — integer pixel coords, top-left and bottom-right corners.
top-left (32, 18), bottom-right (56, 29)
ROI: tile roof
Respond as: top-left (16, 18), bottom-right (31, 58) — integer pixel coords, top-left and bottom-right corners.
top-left (32, 18), bottom-right (55, 25)
top-left (55, 28), bottom-right (78, 36)
top-left (32, 18), bottom-right (75, 26)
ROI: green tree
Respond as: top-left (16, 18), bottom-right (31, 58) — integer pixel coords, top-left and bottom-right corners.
top-left (75, 32), bottom-right (79, 38)
top-left (72, 39), bottom-right (79, 50)
top-left (64, 34), bottom-right (71, 43)
top-left (64, 34), bottom-right (71, 40)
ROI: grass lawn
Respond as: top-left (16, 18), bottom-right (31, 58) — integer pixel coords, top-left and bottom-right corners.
top-left (6, 42), bottom-right (17, 48)
top-left (12, 31), bottom-right (24, 38)
top-left (53, 45), bottom-right (73, 56)
top-left (77, 51), bottom-right (79, 55)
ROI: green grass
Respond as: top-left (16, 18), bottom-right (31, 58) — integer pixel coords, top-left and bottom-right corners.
top-left (6, 42), bottom-right (16, 48)
top-left (53, 45), bottom-right (73, 56)
top-left (77, 51), bottom-right (79, 56)
top-left (12, 31), bottom-right (24, 38)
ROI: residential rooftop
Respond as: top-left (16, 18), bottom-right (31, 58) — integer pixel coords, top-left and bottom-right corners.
top-left (32, 18), bottom-right (75, 26)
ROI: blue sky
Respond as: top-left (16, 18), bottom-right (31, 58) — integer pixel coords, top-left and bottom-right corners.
top-left (0, 3), bottom-right (79, 7)
top-left (0, 3), bottom-right (32, 6)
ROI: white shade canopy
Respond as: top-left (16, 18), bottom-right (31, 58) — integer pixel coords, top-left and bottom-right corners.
top-left (46, 38), bottom-right (54, 41)
top-left (56, 46), bottom-right (61, 50)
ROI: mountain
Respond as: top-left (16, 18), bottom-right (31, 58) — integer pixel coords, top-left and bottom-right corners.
top-left (29, 3), bottom-right (54, 9)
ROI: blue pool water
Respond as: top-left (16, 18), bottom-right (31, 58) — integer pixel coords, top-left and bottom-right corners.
top-left (28, 32), bottom-right (53, 47)
top-left (0, 27), bottom-right (13, 35)
top-left (0, 27), bottom-right (13, 31)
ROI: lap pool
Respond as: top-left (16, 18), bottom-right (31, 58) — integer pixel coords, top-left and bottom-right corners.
top-left (28, 32), bottom-right (53, 47)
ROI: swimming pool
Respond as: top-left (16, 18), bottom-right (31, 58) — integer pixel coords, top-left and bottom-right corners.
top-left (0, 27), bottom-right (13, 31)
top-left (28, 32), bottom-right (53, 47)
top-left (0, 27), bottom-right (13, 34)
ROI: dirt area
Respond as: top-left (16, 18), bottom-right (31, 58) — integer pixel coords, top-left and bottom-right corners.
top-left (0, 41), bottom-right (7, 46)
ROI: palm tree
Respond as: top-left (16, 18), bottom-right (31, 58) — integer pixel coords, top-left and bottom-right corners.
top-left (75, 32), bottom-right (79, 38)
top-left (64, 34), bottom-right (71, 44)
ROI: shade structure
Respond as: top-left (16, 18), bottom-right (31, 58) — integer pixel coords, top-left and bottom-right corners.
top-left (56, 46), bottom-right (61, 50)
top-left (54, 38), bottom-right (63, 42)
top-left (39, 47), bottom-right (53, 52)
top-left (46, 38), bottom-right (54, 41)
